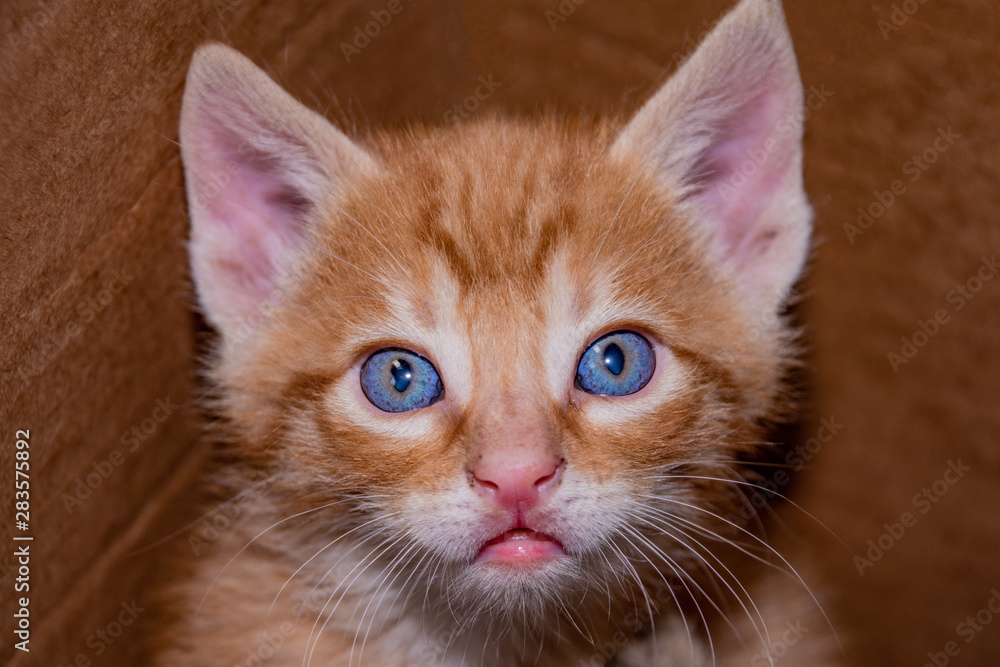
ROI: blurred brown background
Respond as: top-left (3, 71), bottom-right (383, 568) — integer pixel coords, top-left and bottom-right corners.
top-left (1, 0), bottom-right (997, 664)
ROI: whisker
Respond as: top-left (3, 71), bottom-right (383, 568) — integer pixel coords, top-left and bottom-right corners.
top-left (608, 211), bottom-right (681, 279)
top-left (305, 531), bottom-right (408, 667)
top-left (330, 203), bottom-right (408, 278)
top-left (639, 503), bottom-right (782, 578)
top-left (614, 526), bottom-right (694, 664)
top-left (637, 493), bottom-right (843, 654)
top-left (633, 511), bottom-right (774, 660)
top-left (589, 169), bottom-right (644, 271)
top-left (375, 545), bottom-right (431, 631)
top-left (197, 495), bottom-right (363, 615)
top-left (618, 522), bottom-right (723, 665)
top-left (263, 512), bottom-right (398, 632)
top-left (353, 540), bottom-right (423, 665)
top-left (313, 244), bottom-right (384, 284)
top-left (651, 472), bottom-right (850, 550)
top-left (129, 474), bottom-right (278, 556)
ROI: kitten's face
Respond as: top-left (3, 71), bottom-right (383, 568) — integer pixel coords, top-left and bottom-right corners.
top-left (232, 124), bottom-right (779, 616)
top-left (182, 0), bottom-right (808, 640)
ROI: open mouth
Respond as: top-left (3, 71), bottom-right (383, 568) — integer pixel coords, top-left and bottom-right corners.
top-left (475, 528), bottom-right (566, 564)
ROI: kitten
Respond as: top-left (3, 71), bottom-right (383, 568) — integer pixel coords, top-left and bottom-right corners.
top-left (158, 0), bottom-right (833, 664)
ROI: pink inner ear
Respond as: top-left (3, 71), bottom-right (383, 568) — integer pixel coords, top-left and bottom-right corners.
top-left (192, 125), bottom-right (311, 307)
top-left (690, 87), bottom-right (793, 269)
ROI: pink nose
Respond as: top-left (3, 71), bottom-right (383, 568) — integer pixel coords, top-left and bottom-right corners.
top-left (471, 449), bottom-right (563, 514)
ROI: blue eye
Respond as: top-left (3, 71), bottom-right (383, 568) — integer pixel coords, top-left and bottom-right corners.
top-left (361, 348), bottom-right (443, 412)
top-left (576, 331), bottom-right (655, 396)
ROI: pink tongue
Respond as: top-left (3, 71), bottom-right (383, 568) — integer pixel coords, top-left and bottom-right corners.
top-left (477, 529), bottom-right (565, 563)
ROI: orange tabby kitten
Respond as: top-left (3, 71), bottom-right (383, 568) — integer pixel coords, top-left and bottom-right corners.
top-left (158, 0), bottom-right (836, 664)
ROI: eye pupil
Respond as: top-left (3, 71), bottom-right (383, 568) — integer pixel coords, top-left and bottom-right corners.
top-left (390, 358), bottom-right (412, 392)
top-left (603, 343), bottom-right (625, 375)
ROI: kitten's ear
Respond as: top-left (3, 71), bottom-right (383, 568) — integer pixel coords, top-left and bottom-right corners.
top-left (612, 0), bottom-right (810, 312)
top-left (180, 44), bottom-right (374, 337)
